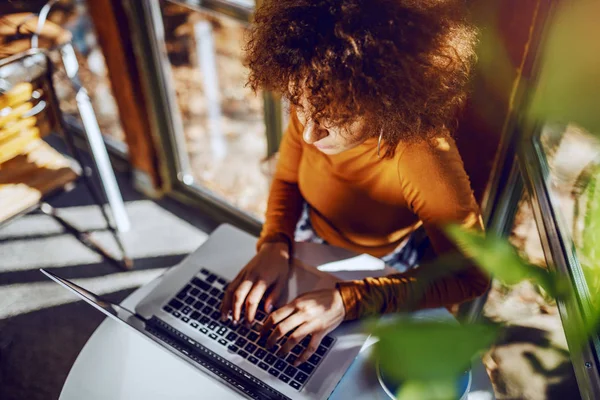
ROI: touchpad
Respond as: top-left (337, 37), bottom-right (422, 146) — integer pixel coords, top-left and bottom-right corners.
top-left (279, 260), bottom-right (339, 306)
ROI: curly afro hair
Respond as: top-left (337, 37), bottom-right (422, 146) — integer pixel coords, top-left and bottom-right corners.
top-left (245, 0), bottom-right (477, 157)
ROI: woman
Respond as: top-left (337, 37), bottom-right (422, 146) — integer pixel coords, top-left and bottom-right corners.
top-left (221, 0), bottom-right (490, 366)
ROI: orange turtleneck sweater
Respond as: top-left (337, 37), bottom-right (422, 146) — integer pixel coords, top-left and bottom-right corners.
top-left (257, 109), bottom-right (490, 320)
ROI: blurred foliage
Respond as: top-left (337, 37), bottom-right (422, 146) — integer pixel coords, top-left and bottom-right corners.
top-left (529, 0), bottom-right (600, 134)
top-left (445, 225), bottom-right (567, 299)
top-left (373, 319), bottom-right (498, 399)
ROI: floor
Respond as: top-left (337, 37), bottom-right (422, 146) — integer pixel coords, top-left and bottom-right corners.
top-left (0, 139), bottom-right (218, 400)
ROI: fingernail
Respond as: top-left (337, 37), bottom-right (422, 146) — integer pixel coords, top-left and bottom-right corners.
top-left (232, 320), bottom-right (238, 326)
top-left (267, 304), bottom-right (273, 313)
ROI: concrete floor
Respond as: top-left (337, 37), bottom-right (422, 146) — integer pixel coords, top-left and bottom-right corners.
top-left (0, 140), bottom-right (218, 400)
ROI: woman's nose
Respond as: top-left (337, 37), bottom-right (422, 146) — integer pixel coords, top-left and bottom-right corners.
top-left (303, 120), bottom-right (329, 144)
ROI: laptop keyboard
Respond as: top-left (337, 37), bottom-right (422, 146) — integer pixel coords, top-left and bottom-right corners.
top-left (161, 268), bottom-right (336, 391)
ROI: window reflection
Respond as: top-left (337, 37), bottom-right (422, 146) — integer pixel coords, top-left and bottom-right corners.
top-left (537, 123), bottom-right (600, 306)
top-left (160, 0), bottom-right (269, 219)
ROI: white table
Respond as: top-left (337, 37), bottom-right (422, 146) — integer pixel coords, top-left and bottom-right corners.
top-left (60, 226), bottom-right (495, 399)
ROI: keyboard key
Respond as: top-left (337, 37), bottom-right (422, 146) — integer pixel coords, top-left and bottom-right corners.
top-left (248, 356), bottom-right (259, 365)
top-left (236, 338), bottom-right (248, 347)
top-left (316, 345), bottom-right (327, 356)
top-left (163, 305), bottom-right (173, 313)
top-left (226, 332), bottom-right (238, 342)
top-left (265, 354), bottom-right (277, 366)
top-left (279, 374), bottom-right (291, 384)
top-left (254, 349), bottom-right (267, 360)
top-left (208, 322), bottom-right (217, 330)
top-left (322, 336), bottom-right (334, 348)
top-left (308, 354), bottom-right (321, 365)
top-left (184, 296), bottom-right (195, 305)
top-left (219, 339), bottom-right (228, 346)
top-left (238, 350), bottom-right (249, 358)
top-left (176, 291), bottom-right (187, 300)
top-left (193, 278), bottom-right (210, 291)
top-left (300, 336), bottom-right (311, 347)
top-left (181, 307), bottom-right (191, 315)
top-left (191, 311), bottom-right (201, 320)
top-left (258, 362), bottom-right (269, 371)
top-left (199, 316), bottom-right (210, 325)
top-left (211, 311), bottom-right (221, 321)
top-left (274, 360), bottom-right (287, 371)
top-left (298, 363), bottom-right (314, 375)
top-left (199, 293), bottom-right (208, 301)
top-left (290, 381), bottom-right (301, 390)
top-left (210, 288), bottom-right (220, 296)
top-left (190, 322), bottom-right (199, 328)
top-left (217, 327), bottom-right (227, 336)
top-left (168, 299), bottom-right (183, 309)
top-left (286, 354), bottom-right (297, 365)
top-left (237, 326), bottom-right (250, 336)
top-left (172, 311), bottom-right (181, 318)
top-left (291, 345), bottom-right (303, 355)
top-left (217, 277), bottom-right (227, 285)
top-left (207, 297), bottom-right (218, 307)
top-left (268, 368), bottom-right (280, 377)
top-left (256, 311), bottom-right (267, 321)
top-left (203, 306), bottom-right (213, 315)
top-left (206, 274), bottom-right (217, 283)
top-left (200, 268), bottom-right (210, 275)
top-left (284, 366), bottom-right (297, 379)
top-left (247, 332), bottom-right (259, 342)
top-left (295, 372), bottom-right (308, 383)
top-left (228, 345), bottom-right (239, 353)
top-left (200, 328), bottom-right (208, 334)
top-left (209, 333), bottom-right (218, 340)
top-left (245, 343), bottom-right (257, 353)
top-left (190, 288), bottom-right (200, 296)
top-left (218, 292), bottom-right (224, 300)
top-left (194, 300), bottom-right (204, 310)
top-left (257, 336), bottom-right (268, 348)
top-left (251, 322), bottom-right (263, 332)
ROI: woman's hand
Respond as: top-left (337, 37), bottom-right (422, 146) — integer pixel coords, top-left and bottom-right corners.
top-left (261, 288), bottom-right (346, 366)
top-left (220, 241), bottom-right (290, 324)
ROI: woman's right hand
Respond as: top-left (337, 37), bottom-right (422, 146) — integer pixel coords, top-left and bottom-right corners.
top-left (220, 241), bottom-right (291, 325)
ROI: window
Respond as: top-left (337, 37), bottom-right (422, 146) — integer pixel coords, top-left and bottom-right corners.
top-left (155, 0), bottom-right (273, 219)
top-left (534, 123), bottom-right (600, 312)
top-left (48, 0), bottom-right (126, 152)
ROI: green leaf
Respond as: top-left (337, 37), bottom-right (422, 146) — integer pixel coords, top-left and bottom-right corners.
top-left (372, 319), bottom-right (498, 384)
top-left (396, 379), bottom-right (456, 400)
top-left (444, 225), bottom-right (566, 298)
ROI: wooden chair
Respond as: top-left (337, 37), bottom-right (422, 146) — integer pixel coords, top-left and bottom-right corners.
top-left (0, 49), bottom-right (132, 268)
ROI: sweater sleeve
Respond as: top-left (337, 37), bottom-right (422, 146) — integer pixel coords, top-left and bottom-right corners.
top-left (337, 136), bottom-right (490, 320)
top-left (256, 108), bottom-right (305, 252)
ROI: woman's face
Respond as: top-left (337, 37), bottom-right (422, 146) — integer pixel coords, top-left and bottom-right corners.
top-left (295, 106), bottom-right (368, 155)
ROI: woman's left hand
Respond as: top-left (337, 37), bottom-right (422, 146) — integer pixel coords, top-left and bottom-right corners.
top-left (261, 288), bottom-right (346, 366)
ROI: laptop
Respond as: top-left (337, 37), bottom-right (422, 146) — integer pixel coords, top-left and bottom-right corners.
top-left (42, 224), bottom-right (371, 399)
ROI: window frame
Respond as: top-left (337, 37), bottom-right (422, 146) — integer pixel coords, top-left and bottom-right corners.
top-left (518, 120), bottom-right (600, 399)
top-left (125, 0), bottom-right (287, 234)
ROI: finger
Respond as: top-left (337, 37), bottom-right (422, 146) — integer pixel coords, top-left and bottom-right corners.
top-left (279, 322), bottom-right (314, 356)
top-left (295, 331), bottom-right (325, 366)
top-left (261, 304), bottom-right (294, 337)
top-left (267, 313), bottom-right (306, 348)
top-left (264, 280), bottom-right (284, 314)
top-left (245, 280), bottom-right (268, 324)
top-left (232, 279), bottom-right (254, 323)
top-left (220, 275), bottom-right (242, 319)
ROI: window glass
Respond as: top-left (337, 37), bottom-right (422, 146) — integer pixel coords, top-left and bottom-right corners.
top-left (536, 123), bottom-right (600, 308)
top-left (48, 0), bottom-right (126, 150)
top-left (159, 0), bottom-right (269, 219)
